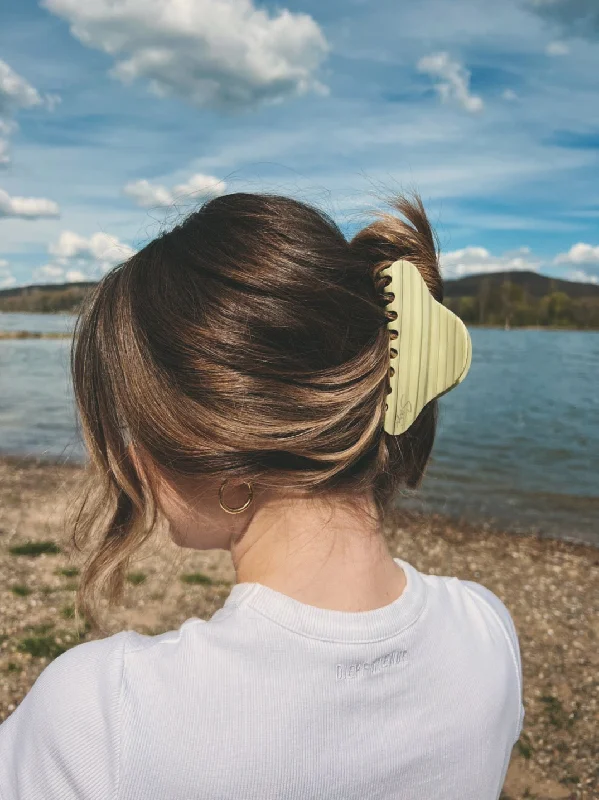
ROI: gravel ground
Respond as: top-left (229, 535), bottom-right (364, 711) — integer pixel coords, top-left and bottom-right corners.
top-left (0, 454), bottom-right (597, 800)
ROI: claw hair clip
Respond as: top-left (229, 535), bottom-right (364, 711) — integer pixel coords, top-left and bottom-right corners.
top-left (380, 259), bottom-right (472, 436)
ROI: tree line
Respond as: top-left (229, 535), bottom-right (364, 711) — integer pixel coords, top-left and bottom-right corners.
top-left (0, 286), bottom-right (90, 313)
top-left (445, 278), bottom-right (599, 329)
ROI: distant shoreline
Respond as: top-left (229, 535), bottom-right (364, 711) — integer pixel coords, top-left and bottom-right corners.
top-left (1, 451), bottom-right (597, 552)
top-left (0, 330), bottom-right (72, 339)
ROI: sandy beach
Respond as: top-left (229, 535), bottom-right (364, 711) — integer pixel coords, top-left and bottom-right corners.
top-left (0, 454), bottom-right (597, 799)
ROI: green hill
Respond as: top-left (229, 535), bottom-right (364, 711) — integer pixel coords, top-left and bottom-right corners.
top-left (443, 271), bottom-right (599, 329)
top-left (0, 282), bottom-right (95, 313)
top-left (444, 270), bottom-right (599, 300)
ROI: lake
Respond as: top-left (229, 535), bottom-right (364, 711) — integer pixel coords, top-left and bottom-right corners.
top-left (1, 312), bottom-right (597, 547)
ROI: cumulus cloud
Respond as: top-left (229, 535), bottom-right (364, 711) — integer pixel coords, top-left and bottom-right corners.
top-left (0, 59), bottom-right (59, 165)
top-left (42, 0), bottom-right (328, 111)
top-left (567, 269), bottom-right (598, 284)
top-left (0, 258), bottom-right (16, 288)
top-left (528, 0), bottom-right (599, 37)
top-left (49, 231), bottom-right (135, 267)
top-left (554, 242), bottom-right (599, 265)
top-left (31, 231), bottom-right (135, 284)
top-left (554, 243), bottom-right (599, 282)
top-left (31, 264), bottom-right (89, 283)
top-left (440, 246), bottom-right (542, 278)
top-left (123, 173), bottom-right (226, 208)
top-left (417, 52), bottom-right (483, 113)
top-left (546, 41), bottom-right (569, 55)
top-left (0, 188), bottom-right (60, 219)
top-left (0, 60), bottom-right (42, 114)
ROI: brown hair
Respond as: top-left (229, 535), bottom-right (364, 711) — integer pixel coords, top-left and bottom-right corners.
top-left (68, 191), bottom-right (442, 633)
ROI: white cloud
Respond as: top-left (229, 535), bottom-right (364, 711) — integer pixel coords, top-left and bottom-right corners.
top-left (42, 0), bottom-right (329, 111)
top-left (0, 59), bottom-right (59, 165)
top-left (0, 258), bottom-right (16, 288)
top-left (546, 41), bottom-right (569, 55)
top-left (30, 264), bottom-right (88, 284)
top-left (49, 231), bottom-right (135, 268)
top-left (417, 52), bottom-right (483, 113)
top-left (32, 231), bottom-right (136, 284)
top-left (123, 180), bottom-right (173, 208)
top-left (502, 89), bottom-right (518, 101)
top-left (567, 269), bottom-right (598, 284)
top-left (65, 269), bottom-right (88, 282)
top-left (0, 188), bottom-right (60, 219)
top-left (32, 264), bottom-right (65, 282)
top-left (554, 242), bottom-right (599, 265)
top-left (123, 173), bottom-right (226, 208)
top-left (0, 60), bottom-right (42, 114)
top-left (441, 246), bottom-right (542, 278)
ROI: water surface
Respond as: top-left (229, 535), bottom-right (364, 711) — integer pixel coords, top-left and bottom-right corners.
top-left (1, 316), bottom-right (597, 546)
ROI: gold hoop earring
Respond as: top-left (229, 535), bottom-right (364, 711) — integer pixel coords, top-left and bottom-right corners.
top-left (218, 480), bottom-right (254, 514)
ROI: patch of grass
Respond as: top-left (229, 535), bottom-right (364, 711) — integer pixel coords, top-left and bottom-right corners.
top-left (40, 585), bottom-right (58, 595)
top-left (9, 540), bottom-right (61, 557)
top-left (180, 572), bottom-right (213, 585)
top-left (55, 567), bottom-right (79, 578)
top-left (4, 662), bottom-right (19, 673)
top-left (11, 584), bottom-right (32, 597)
top-left (561, 774), bottom-right (580, 786)
top-left (515, 733), bottom-right (533, 759)
top-left (63, 581), bottom-right (78, 591)
top-left (61, 605), bottom-right (75, 619)
top-left (16, 635), bottom-right (68, 660)
top-left (127, 571), bottom-right (147, 585)
top-left (24, 623), bottom-right (55, 635)
top-left (540, 694), bottom-right (569, 729)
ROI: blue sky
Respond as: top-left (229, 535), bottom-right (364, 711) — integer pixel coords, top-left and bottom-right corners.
top-left (0, 0), bottom-right (598, 288)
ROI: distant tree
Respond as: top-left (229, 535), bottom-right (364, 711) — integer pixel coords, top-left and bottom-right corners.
top-left (539, 291), bottom-right (574, 327)
top-left (458, 296), bottom-right (477, 323)
top-left (0, 287), bottom-right (88, 313)
top-left (477, 277), bottom-right (491, 324)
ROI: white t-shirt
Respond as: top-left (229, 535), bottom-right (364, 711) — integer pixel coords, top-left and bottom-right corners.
top-left (0, 557), bottom-right (524, 800)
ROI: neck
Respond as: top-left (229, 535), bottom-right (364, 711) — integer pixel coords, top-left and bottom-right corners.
top-left (229, 492), bottom-right (405, 612)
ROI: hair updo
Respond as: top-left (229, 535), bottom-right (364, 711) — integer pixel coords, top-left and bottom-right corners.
top-left (69, 191), bottom-right (442, 632)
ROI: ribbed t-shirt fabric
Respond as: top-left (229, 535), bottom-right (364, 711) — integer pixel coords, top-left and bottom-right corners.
top-left (0, 557), bottom-right (525, 799)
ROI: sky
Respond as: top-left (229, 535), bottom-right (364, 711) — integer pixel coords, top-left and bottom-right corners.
top-left (0, 0), bottom-right (598, 289)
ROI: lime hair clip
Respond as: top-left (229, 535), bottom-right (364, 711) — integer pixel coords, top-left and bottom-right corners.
top-left (381, 259), bottom-right (472, 436)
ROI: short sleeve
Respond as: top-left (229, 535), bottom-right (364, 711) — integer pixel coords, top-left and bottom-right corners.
top-left (461, 581), bottom-right (525, 745)
top-left (0, 630), bottom-right (129, 800)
